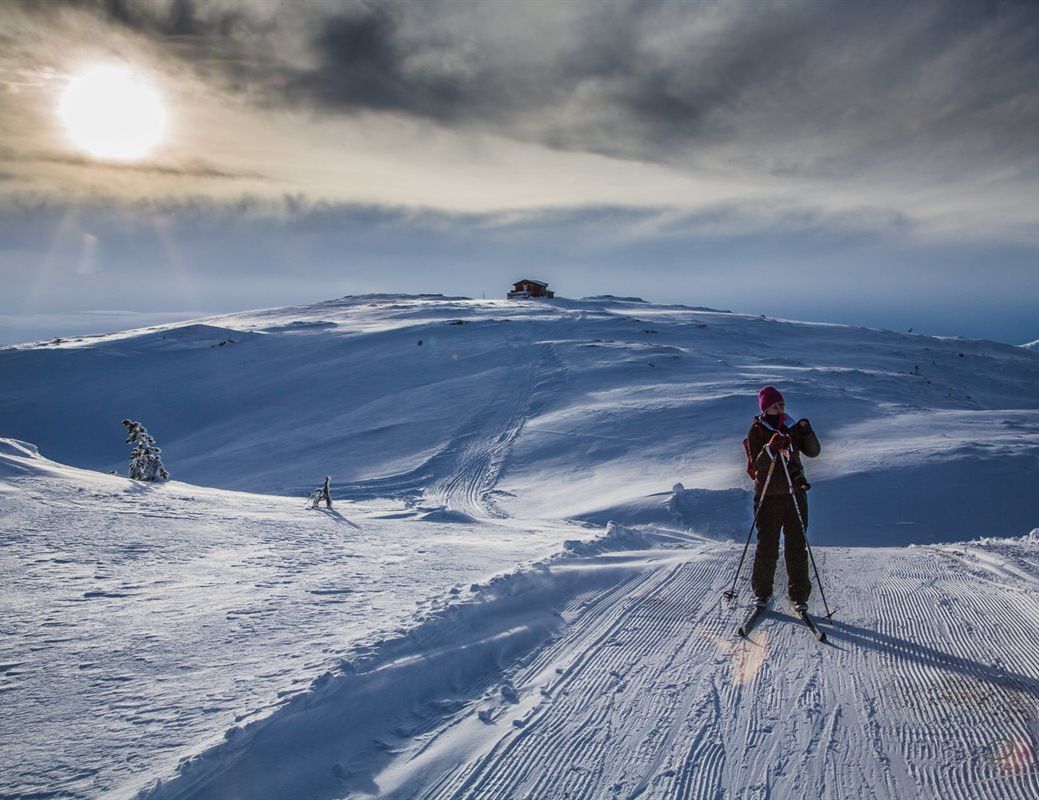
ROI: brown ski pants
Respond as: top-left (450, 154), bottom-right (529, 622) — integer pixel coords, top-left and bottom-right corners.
top-left (751, 492), bottom-right (811, 603)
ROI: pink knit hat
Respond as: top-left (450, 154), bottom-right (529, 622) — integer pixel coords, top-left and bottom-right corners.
top-left (758, 385), bottom-right (784, 413)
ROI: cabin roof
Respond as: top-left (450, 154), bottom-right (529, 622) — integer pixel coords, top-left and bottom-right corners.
top-left (513, 278), bottom-right (548, 287)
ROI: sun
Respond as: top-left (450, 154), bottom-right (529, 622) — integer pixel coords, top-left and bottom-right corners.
top-left (58, 65), bottom-right (167, 161)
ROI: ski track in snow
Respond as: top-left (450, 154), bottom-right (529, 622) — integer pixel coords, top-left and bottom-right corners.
top-left (2, 296), bottom-right (1038, 799)
top-left (340, 312), bottom-right (577, 521)
top-left (381, 545), bottom-right (1039, 800)
top-left (423, 313), bottom-right (583, 520)
top-left (423, 343), bottom-right (539, 519)
top-left (132, 535), bottom-right (1039, 800)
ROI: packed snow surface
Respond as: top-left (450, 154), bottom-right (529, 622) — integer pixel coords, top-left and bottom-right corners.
top-left (2, 294), bottom-right (1038, 799)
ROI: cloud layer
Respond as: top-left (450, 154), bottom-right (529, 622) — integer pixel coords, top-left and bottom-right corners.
top-left (1, 0), bottom-right (1036, 237)
top-left (69, 0), bottom-right (1039, 169)
top-left (1, 1), bottom-right (1038, 346)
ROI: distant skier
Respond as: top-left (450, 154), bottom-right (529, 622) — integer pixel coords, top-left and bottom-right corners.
top-left (745, 386), bottom-right (820, 611)
top-left (320, 475), bottom-right (332, 509)
top-left (308, 476), bottom-right (332, 509)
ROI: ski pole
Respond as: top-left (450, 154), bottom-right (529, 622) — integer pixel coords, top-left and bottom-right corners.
top-left (780, 454), bottom-right (834, 619)
top-left (723, 458), bottom-right (777, 601)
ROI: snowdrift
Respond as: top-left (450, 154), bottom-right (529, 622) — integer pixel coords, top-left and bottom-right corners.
top-left (140, 523), bottom-right (669, 800)
top-left (2, 293), bottom-right (1037, 547)
top-left (0, 438), bottom-right (596, 799)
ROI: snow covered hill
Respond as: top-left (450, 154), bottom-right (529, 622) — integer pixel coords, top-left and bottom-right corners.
top-left (2, 294), bottom-right (1037, 544)
top-left (3, 440), bottom-right (1039, 800)
top-left (0, 439), bottom-right (587, 799)
top-left (2, 295), bottom-right (1038, 799)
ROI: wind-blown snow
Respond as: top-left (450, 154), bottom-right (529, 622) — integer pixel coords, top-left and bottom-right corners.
top-left (2, 294), bottom-right (1038, 799)
top-left (0, 441), bottom-right (584, 798)
top-left (2, 294), bottom-right (1037, 544)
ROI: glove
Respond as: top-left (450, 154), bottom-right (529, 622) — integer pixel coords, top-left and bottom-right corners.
top-left (794, 418), bottom-right (812, 435)
top-left (768, 432), bottom-right (790, 452)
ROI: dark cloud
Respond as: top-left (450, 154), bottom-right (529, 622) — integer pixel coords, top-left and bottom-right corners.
top-left (14, 0), bottom-right (1039, 171)
top-left (2, 0), bottom-right (1038, 245)
top-left (301, 8), bottom-right (422, 113)
top-left (56, 0), bottom-right (233, 39)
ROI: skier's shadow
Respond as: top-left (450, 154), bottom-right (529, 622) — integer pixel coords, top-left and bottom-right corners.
top-left (312, 506), bottom-right (361, 529)
top-left (819, 617), bottom-right (1039, 700)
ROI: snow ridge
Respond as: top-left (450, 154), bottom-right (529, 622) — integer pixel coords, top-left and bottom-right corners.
top-left (138, 524), bottom-right (672, 800)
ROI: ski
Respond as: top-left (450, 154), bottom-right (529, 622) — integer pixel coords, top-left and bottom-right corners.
top-left (795, 609), bottom-right (827, 642)
top-left (737, 606), bottom-right (766, 638)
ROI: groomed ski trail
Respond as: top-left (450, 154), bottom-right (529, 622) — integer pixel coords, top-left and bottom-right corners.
top-left (370, 542), bottom-right (1039, 800)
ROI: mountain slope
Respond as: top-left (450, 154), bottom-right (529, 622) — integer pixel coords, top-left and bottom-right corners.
top-left (2, 294), bottom-right (1038, 799)
top-left (6, 439), bottom-right (1037, 800)
top-left (2, 294), bottom-right (1037, 544)
top-left (0, 440), bottom-right (583, 800)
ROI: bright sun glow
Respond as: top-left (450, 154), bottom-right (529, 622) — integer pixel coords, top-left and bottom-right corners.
top-left (58, 65), bottom-right (167, 161)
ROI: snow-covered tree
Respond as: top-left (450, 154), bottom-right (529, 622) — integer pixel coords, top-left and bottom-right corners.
top-left (122, 419), bottom-right (170, 482)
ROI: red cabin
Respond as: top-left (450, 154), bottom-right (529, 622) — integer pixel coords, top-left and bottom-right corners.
top-left (507, 279), bottom-right (555, 299)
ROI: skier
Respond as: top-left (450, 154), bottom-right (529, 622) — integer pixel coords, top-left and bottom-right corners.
top-left (308, 476), bottom-right (332, 509)
top-left (746, 386), bottom-right (820, 612)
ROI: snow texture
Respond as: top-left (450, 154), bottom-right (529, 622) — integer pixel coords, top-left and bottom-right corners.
top-left (1, 294), bottom-right (1038, 799)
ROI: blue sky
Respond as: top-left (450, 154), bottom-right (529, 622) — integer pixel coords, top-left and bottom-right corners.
top-left (1, 0), bottom-right (1037, 345)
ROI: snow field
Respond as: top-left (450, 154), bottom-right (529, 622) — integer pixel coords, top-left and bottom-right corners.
top-left (141, 533), bottom-right (1039, 800)
top-left (3, 294), bottom-right (1038, 544)
top-left (377, 540), bottom-right (1039, 800)
top-left (0, 441), bottom-right (587, 798)
top-left (2, 294), bottom-right (1038, 799)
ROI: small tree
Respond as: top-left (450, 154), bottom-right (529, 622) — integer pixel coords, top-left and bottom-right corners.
top-left (122, 419), bottom-right (170, 482)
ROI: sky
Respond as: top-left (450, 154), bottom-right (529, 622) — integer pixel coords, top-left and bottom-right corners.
top-left (1, 0), bottom-right (1038, 345)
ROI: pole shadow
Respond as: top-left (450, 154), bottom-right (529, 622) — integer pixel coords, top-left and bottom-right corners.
top-left (814, 616), bottom-right (1039, 699)
top-left (313, 506), bottom-right (361, 529)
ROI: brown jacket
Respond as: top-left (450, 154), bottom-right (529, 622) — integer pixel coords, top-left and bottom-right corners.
top-left (747, 415), bottom-right (821, 499)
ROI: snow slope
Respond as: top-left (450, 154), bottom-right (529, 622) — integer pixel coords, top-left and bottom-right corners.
top-left (0, 440), bottom-right (588, 798)
top-left (369, 537), bottom-right (1039, 800)
top-left (2, 294), bottom-right (1037, 544)
top-left (2, 295), bottom-right (1038, 799)
top-left (6, 439), bottom-right (1038, 800)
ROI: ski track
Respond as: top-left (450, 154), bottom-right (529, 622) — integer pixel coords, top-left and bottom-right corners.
top-left (337, 318), bottom-right (571, 520)
top-left (422, 314), bottom-right (578, 520)
top-left (368, 544), bottom-right (1039, 800)
top-left (879, 549), bottom-right (1039, 799)
top-left (423, 346), bottom-right (539, 519)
